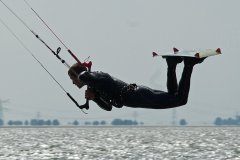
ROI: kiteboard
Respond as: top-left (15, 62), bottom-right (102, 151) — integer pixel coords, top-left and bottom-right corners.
top-left (152, 48), bottom-right (222, 58)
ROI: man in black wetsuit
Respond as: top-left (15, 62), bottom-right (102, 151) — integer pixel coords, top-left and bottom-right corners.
top-left (68, 57), bottom-right (204, 111)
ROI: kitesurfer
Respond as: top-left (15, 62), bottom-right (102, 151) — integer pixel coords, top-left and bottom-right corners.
top-left (68, 57), bottom-right (204, 111)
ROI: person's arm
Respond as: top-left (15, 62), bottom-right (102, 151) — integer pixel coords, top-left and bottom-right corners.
top-left (93, 96), bottom-right (112, 111)
top-left (85, 88), bottom-right (112, 111)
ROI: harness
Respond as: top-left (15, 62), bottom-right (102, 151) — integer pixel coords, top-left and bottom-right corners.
top-left (114, 83), bottom-right (138, 107)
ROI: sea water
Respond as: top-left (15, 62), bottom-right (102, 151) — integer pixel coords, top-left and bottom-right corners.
top-left (0, 127), bottom-right (240, 160)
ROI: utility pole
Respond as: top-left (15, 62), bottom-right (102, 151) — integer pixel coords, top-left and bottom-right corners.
top-left (133, 111), bottom-right (138, 122)
top-left (36, 112), bottom-right (41, 120)
top-left (172, 108), bottom-right (177, 126)
top-left (0, 99), bottom-right (9, 121)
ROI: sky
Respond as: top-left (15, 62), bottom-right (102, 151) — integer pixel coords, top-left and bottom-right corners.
top-left (0, 0), bottom-right (239, 125)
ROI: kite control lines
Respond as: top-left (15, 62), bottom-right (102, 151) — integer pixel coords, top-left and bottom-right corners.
top-left (0, 0), bottom-right (92, 113)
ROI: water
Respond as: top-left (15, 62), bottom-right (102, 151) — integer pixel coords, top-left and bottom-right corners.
top-left (0, 127), bottom-right (240, 160)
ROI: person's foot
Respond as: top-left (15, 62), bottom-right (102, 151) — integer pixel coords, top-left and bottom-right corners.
top-left (164, 56), bottom-right (183, 67)
top-left (184, 57), bottom-right (206, 66)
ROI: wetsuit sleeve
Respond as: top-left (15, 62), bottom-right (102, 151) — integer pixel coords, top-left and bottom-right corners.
top-left (78, 71), bottom-right (113, 111)
top-left (93, 96), bottom-right (112, 111)
top-left (78, 71), bottom-right (99, 86)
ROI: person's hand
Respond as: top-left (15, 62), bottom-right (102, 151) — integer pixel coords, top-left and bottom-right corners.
top-left (85, 89), bottom-right (96, 100)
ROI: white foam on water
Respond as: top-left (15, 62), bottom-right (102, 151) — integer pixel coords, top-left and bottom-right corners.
top-left (0, 127), bottom-right (240, 160)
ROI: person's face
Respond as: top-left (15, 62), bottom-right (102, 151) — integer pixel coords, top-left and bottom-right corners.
top-left (69, 75), bottom-right (85, 89)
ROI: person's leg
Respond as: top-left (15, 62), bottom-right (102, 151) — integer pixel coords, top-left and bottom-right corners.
top-left (123, 57), bottom-right (204, 109)
top-left (165, 56), bottom-right (183, 95)
top-left (122, 57), bottom-right (183, 108)
top-left (176, 57), bottom-right (205, 105)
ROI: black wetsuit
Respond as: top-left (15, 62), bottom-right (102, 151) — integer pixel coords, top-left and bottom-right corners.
top-left (78, 62), bottom-right (194, 111)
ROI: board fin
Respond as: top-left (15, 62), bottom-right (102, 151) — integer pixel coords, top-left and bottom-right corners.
top-left (173, 47), bottom-right (179, 54)
top-left (195, 53), bottom-right (200, 58)
top-left (152, 52), bottom-right (159, 57)
top-left (216, 48), bottom-right (221, 54)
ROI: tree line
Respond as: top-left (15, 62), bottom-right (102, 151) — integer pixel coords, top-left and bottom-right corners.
top-left (214, 115), bottom-right (240, 126)
top-left (0, 118), bottom-right (143, 126)
top-left (0, 119), bottom-right (60, 126)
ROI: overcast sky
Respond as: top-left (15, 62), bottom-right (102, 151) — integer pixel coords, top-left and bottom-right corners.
top-left (0, 0), bottom-right (239, 125)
